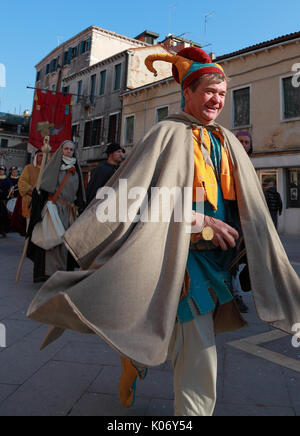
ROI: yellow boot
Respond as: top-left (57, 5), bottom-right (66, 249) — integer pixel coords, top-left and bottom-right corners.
top-left (119, 356), bottom-right (139, 408)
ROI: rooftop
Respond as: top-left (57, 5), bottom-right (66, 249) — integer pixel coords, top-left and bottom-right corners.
top-left (35, 25), bottom-right (150, 67)
top-left (0, 112), bottom-right (30, 126)
top-left (216, 30), bottom-right (300, 61)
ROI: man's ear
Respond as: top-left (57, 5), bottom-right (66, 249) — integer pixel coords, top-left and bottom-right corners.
top-left (182, 87), bottom-right (190, 100)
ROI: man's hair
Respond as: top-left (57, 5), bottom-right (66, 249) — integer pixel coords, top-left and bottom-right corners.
top-left (188, 73), bottom-right (227, 92)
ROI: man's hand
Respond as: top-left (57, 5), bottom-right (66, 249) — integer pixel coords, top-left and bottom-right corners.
top-left (192, 212), bottom-right (239, 251)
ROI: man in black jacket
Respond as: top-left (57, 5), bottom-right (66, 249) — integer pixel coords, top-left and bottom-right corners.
top-left (85, 143), bottom-right (125, 206)
top-left (264, 180), bottom-right (283, 229)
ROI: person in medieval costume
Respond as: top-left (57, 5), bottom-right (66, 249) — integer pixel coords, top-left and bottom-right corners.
top-left (0, 165), bottom-right (10, 238)
top-left (236, 131), bottom-right (253, 156)
top-left (18, 150), bottom-right (43, 229)
top-left (231, 131), bottom-right (254, 312)
top-left (85, 143), bottom-right (125, 206)
top-left (26, 140), bottom-right (86, 283)
top-left (27, 48), bottom-right (300, 416)
top-left (8, 166), bottom-right (20, 197)
top-left (6, 166), bottom-right (20, 228)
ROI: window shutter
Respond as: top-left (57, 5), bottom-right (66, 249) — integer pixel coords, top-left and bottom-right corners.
top-left (67, 47), bottom-right (72, 64)
top-left (80, 41), bottom-right (85, 54)
top-left (100, 70), bottom-right (106, 95)
top-left (114, 64), bottom-right (122, 91)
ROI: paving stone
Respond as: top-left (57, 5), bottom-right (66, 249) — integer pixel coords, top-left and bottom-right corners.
top-left (0, 360), bottom-right (101, 416)
top-left (0, 338), bottom-right (66, 384)
top-left (53, 340), bottom-right (121, 366)
top-left (0, 384), bottom-right (19, 404)
top-left (214, 403), bottom-right (295, 416)
top-left (90, 365), bottom-right (174, 401)
top-left (281, 368), bottom-right (300, 414)
top-left (89, 366), bottom-right (120, 395)
top-left (1, 318), bottom-right (40, 347)
top-left (262, 335), bottom-right (300, 360)
top-left (222, 349), bottom-right (291, 406)
top-left (145, 398), bottom-right (174, 416)
top-left (69, 393), bottom-right (150, 416)
top-left (136, 369), bottom-right (174, 400)
top-left (0, 305), bottom-right (20, 321)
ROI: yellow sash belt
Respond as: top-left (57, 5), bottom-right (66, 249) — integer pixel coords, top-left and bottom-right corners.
top-left (193, 128), bottom-right (236, 210)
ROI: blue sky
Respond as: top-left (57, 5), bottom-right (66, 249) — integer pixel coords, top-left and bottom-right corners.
top-left (0, 0), bottom-right (299, 115)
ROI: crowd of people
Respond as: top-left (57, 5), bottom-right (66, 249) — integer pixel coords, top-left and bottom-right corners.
top-left (0, 164), bottom-right (24, 238)
top-left (1, 46), bottom-right (297, 418)
top-left (0, 142), bottom-right (125, 283)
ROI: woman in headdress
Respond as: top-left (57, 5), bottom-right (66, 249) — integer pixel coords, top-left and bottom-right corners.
top-left (6, 166), bottom-right (20, 224)
top-left (8, 166), bottom-right (20, 197)
top-left (236, 131), bottom-right (253, 156)
top-left (28, 140), bottom-right (85, 282)
top-left (0, 165), bottom-right (10, 238)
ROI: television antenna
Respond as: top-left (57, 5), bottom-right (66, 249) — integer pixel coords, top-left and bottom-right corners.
top-left (204, 11), bottom-right (215, 45)
top-left (168, 4), bottom-right (177, 36)
top-left (57, 36), bottom-right (64, 47)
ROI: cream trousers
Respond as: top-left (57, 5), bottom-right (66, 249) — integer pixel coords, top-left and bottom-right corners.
top-left (168, 312), bottom-right (217, 416)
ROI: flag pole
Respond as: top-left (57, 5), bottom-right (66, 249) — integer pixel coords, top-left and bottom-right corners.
top-left (16, 136), bottom-right (51, 283)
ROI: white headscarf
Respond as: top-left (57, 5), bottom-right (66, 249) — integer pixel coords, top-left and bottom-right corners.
top-left (61, 156), bottom-right (77, 171)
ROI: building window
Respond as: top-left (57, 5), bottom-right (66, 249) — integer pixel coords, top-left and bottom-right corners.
top-left (36, 70), bottom-right (42, 82)
top-left (145, 36), bottom-right (156, 45)
top-left (282, 76), bottom-right (300, 120)
top-left (108, 113), bottom-right (120, 143)
top-left (71, 46), bottom-right (79, 59)
top-left (287, 168), bottom-right (300, 208)
top-left (114, 64), bottom-right (122, 91)
top-left (99, 70), bottom-right (106, 95)
top-left (71, 124), bottom-right (80, 143)
top-left (67, 48), bottom-right (73, 64)
top-left (49, 57), bottom-right (59, 73)
top-left (62, 86), bottom-right (70, 96)
top-left (124, 115), bottom-right (134, 144)
top-left (0, 139), bottom-right (8, 148)
top-left (80, 37), bottom-right (92, 55)
top-left (83, 119), bottom-right (102, 147)
top-left (63, 51), bottom-right (68, 66)
top-left (90, 74), bottom-right (96, 103)
top-left (77, 80), bottom-right (82, 103)
top-left (156, 106), bottom-right (169, 123)
top-left (233, 86), bottom-right (250, 128)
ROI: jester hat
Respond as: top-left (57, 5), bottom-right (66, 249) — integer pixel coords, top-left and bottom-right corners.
top-left (145, 47), bottom-right (226, 107)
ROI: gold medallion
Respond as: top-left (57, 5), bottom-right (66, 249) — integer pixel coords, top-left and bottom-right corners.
top-left (202, 226), bottom-right (214, 241)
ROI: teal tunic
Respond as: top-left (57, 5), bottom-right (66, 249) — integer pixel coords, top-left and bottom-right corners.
top-left (177, 132), bottom-right (235, 323)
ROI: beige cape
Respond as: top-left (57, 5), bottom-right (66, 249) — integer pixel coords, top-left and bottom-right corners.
top-left (27, 112), bottom-right (300, 367)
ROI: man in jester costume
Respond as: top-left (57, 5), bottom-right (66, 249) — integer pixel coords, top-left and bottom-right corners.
top-left (27, 47), bottom-right (300, 416)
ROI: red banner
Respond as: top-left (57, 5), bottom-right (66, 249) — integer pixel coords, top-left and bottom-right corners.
top-left (29, 89), bottom-right (72, 152)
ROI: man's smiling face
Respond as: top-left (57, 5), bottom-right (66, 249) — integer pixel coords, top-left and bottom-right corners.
top-left (183, 75), bottom-right (227, 124)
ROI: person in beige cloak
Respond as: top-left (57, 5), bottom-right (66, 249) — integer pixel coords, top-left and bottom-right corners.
top-left (18, 150), bottom-right (43, 228)
top-left (27, 48), bottom-right (300, 416)
top-left (27, 140), bottom-right (86, 283)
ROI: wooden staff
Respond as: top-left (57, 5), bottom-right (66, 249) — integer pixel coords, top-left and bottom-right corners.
top-left (16, 136), bottom-right (51, 283)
